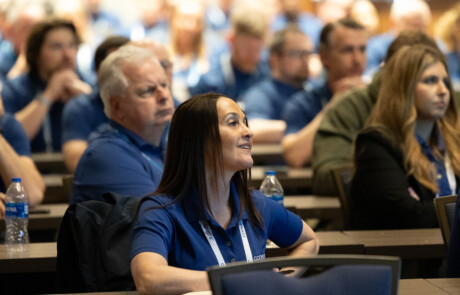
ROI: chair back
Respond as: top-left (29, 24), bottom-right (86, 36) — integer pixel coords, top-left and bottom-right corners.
top-left (332, 165), bottom-right (354, 229)
top-left (208, 254), bottom-right (401, 295)
top-left (433, 194), bottom-right (457, 245)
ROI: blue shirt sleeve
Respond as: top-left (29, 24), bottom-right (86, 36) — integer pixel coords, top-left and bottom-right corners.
top-left (131, 197), bottom-right (173, 261)
top-left (1, 113), bottom-right (30, 157)
top-left (252, 190), bottom-right (303, 248)
top-left (62, 95), bottom-right (93, 143)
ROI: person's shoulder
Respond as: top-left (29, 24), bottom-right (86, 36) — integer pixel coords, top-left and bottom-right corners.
top-left (242, 79), bottom-right (274, 100)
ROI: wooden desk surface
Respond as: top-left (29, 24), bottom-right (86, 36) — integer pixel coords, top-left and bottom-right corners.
top-left (0, 242), bottom-right (56, 274)
top-left (0, 204), bottom-right (67, 231)
top-left (343, 228), bottom-right (446, 259)
top-left (44, 174), bottom-right (69, 204)
top-left (284, 195), bottom-right (341, 220)
top-left (251, 144), bottom-right (284, 165)
top-left (251, 166), bottom-right (312, 190)
top-left (399, 278), bottom-right (460, 294)
top-left (32, 152), bottom-right (68, 174)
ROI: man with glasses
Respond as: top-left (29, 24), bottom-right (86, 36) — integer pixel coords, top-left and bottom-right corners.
top-left (281, 18), bottom-right (367, 167)
top-left (241, 25), bottom-right (313, 143)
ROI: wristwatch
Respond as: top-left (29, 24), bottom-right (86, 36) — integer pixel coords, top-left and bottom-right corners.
top-left (35, 93), bottom-right (52, 107)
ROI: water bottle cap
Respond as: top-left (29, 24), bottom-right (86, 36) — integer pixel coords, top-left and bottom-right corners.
top-left (265, 171), bottom-right (276, 176)
top-left (11, 178), bottom-right (21, 182)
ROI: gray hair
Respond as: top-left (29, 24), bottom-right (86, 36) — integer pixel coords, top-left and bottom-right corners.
top-left (98, 45), bottom-right (161, 118)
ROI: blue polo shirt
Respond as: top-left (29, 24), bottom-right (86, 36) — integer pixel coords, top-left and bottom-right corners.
top-left (447, 51), bottom-right (460, 84)
top-left (62, 86), bottom-right (107, 144)
top-left (189, 53), bottom-right (270, 101)
top-left (282, 82), bottom-right (333, 135)
top-left (2, 72), bottom-right (91, 152)
top-left (241, 78), bottom-right (302, 120)
top-left (0, 113), bottom-right (31, 192)
top-left (365, 31), bottom-right (395, 76)
top-left (131, 183), bottom-right (303, 270)
top-left (70, 121), bottom-right (165, 204)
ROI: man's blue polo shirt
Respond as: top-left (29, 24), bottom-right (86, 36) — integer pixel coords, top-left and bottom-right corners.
top-left (241, 78), bottom-right (302, 120)
top-left (189, 53), bottom-right (270, 101)
top-left (70, 121), bottom-right (165, 204)
top-left (62, 87), bottom-right (108, 144)
top-left (0, 113), bottom-right (31, 192)
top-left (282, 82), bottom-right (333, 135)
top-left (447, 51), bottom-right (460, 84)
top-left (131, 183), bottom-right (303, 270)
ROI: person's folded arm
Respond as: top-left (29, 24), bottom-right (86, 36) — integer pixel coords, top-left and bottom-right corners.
top-left (131, 252), bottom-right (210, 295)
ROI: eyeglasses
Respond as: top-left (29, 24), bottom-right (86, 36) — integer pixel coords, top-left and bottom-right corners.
top-left (282, 50), bottom-right (312, 58)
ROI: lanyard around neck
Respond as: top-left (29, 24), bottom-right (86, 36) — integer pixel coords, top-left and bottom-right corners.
top-left (199, 220), bottom-right (253, 267)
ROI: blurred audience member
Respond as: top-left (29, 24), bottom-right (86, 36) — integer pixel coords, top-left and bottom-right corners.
top-left (0, 93), bottom-right (44, 217)
top-left (365, 0), bottom-right (431, 75)
top-left (0, 1), bottom-right (45, 80)
top-left (2, 19), bottom-right (91, 153)
top-left (190, 2), bottom-right (270, 101)
top-left (316, 0), bottom-right (353, 25)
top-left (434, 3), bottom-right (460, 85)
top-left (312, 31), bottom-right (439, 196)
top-left (205, 0), bottom-right (234, 35)
top-left (84, 0), bottom-right (123, 45)
top-left (350, 0), bottom-right (380, 37)
top-left (71, 45), bottom-right (174, 204)
top-left (128, 0), bottom-right (170, 44)
top-left (351, 45), bottom-right (459, 229)
top-left (169, 1), bottom-right (209, 102)
top-left (271, 0), bottom-right (323, 51)
top-left (62, 36), bottom-right (129, 173)
top-left (241, 25), bottom-right (312, 143)
top-left (282, 19), bottom-right (367, 167)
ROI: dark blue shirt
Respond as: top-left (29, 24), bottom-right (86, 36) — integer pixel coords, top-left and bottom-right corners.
top-left (282, 82), bottom-right (333, 134)
top-left (62, 87), bottom-right (108, 144)
top-left (131, 183), bottom-right (303, 270)
top-left (241, 78), bottom-right (302, 120)
top-left (189, 53), bottom-right (270, 101)
top-left (447, 51), bottom-right (460, 84)
top-left (0, 113), bottom-right (31, 192)
top-left (416, 133), bottom-right (455, 197)
top-left (70, 121), bottom-right (165, 204)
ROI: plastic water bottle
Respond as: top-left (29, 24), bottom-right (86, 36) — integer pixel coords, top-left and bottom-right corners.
top-left (259, 171), bottom-right (284, 206)
top-left (5, 178), bottom-right (29, 252)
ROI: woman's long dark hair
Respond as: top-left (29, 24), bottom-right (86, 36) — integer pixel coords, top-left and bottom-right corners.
top-left (144, 92), bottom-right (263, 228)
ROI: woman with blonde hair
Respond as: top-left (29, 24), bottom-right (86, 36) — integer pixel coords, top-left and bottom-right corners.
top-left (350, 44), bottom-right (460, 230)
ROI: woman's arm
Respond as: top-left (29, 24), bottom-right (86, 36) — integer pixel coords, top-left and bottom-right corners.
top-left (286, 220), bottom-right (319, 257)
top-left (131, 252), bottom-right (210, 295)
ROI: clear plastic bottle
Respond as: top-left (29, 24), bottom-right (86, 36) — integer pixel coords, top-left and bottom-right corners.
top-left (5, 178), bottom-right (29, 252)
top-left (259, 171), bottom-right (284, 206)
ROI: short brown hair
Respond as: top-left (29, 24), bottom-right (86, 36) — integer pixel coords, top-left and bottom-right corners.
top-left (26, 18), bottom-right (79, 75)
top-left (320, 18), bottom-right (365, 51)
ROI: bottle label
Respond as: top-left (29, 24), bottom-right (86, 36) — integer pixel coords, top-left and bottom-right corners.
top-left (269, 195), bottom-right (284, 206)
top-left (5, 202), bottom-right (29, 218)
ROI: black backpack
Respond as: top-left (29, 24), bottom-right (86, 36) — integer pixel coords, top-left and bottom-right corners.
top-left (56, 192), bottom-right (140, 293)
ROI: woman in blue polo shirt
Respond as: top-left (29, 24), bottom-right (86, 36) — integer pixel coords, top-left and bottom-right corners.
top-left (131, 92), bottom-right (319, 294)
top-left (351, 44), bottom-right (460, 230)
